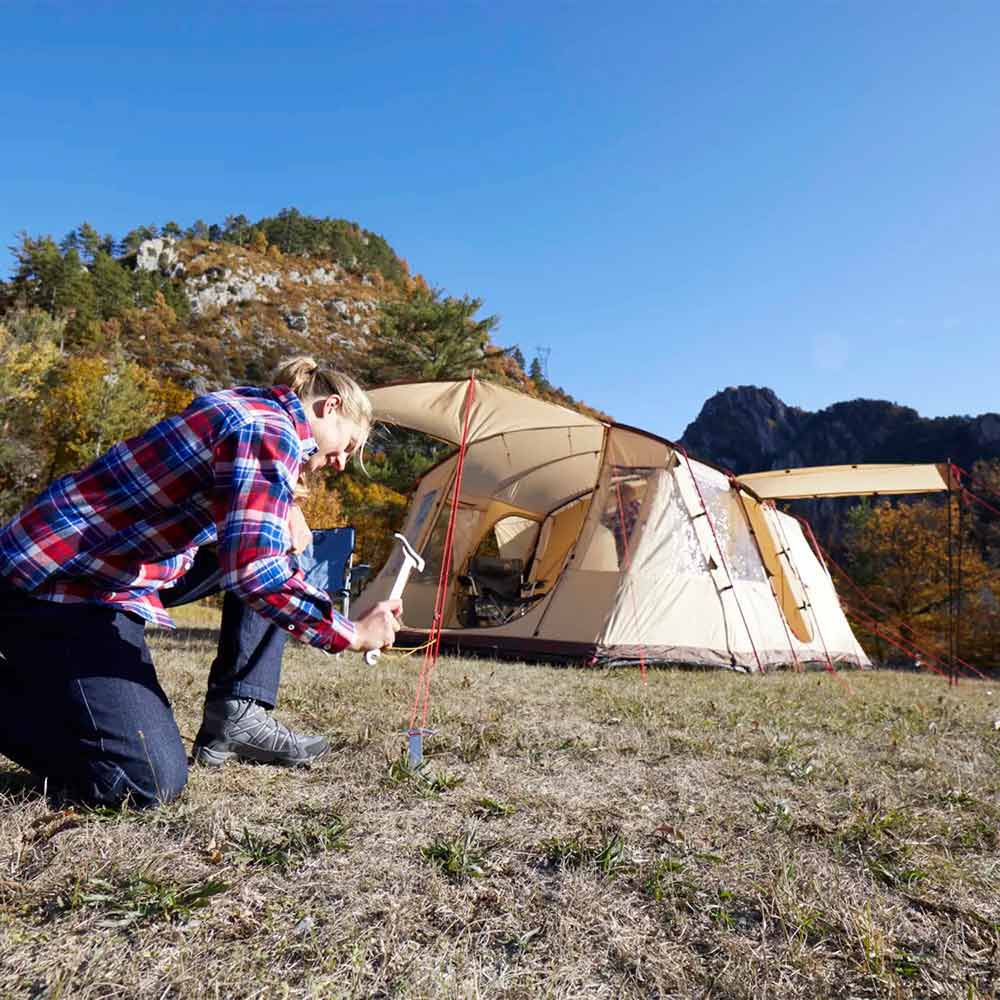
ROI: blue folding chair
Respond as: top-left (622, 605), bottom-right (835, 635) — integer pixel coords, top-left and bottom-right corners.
top-left (299, 527), bottom-right (369, 616)
top-left (161, 527), bottom-right (368, 615)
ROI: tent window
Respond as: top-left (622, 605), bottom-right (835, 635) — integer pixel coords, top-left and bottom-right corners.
top-left (412, 490), bottom-right (439, 538)
top-left (492, 516), bottom-right (540, 563)
top-left (694, 477), bottom-right (767, 583)
top-left (595, 467), bottom-right (655, 570)
top-left (416, 504), bottom-right (480, 584)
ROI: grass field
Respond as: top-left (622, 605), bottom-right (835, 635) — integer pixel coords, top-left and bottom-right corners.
top-left (2, 620), bottom-right (999, 999)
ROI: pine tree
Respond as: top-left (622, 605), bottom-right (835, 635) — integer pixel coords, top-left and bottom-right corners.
top-left (367, 289), bottom-right (498, 383)
top-left (119, 225), bottom-right (158, 255)
top-left (59, 229), bottom-right (81, 256)
top-left (91, 251), bottom-right (133, 319)
top-left (77, 223), bottom-right (101, 263)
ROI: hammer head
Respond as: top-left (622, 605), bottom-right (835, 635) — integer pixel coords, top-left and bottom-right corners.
top-left (393, 532), bottom-right (425, 572)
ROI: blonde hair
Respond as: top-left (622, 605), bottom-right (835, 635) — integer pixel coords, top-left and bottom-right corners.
top-left (271, 355), bottom-right (373, 480)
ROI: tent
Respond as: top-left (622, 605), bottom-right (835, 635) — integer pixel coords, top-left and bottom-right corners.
top-left (354, 380), bottom-right (944, 671)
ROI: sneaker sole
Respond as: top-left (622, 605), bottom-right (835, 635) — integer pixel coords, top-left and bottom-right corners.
top-left (192, 744), bottom-right (237, 768)
top-left (192, 742), bottom-right (329, 768)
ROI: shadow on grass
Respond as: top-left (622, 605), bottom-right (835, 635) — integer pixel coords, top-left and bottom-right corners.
top-left (156, 626), bottom-right (221, 646)
top-left (0, 766), bottom-right (46, 804)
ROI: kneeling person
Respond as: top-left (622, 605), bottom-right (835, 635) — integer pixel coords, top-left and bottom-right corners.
top-left (0, 356), bottom-right (400, 809)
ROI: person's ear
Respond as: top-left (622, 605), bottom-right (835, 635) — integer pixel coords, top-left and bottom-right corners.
top-left (323, 394), bottom-right (343, 417)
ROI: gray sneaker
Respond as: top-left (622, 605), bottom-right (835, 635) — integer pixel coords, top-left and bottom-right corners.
top-left (193, 698), bottom-right (329, 768)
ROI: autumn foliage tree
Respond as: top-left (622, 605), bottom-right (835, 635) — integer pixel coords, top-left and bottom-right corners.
top-left (844, 498), bottom-right (1000, 666)
top-left (42, 352), bottom-right (192, 479)
top-left (0, 310), bottom-right (64, 515)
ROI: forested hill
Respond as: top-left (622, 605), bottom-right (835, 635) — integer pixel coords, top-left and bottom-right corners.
top-left (0, 209), bottom-right (586, 406)
top-left (680, 385), bottom-right (1000, 475)
top-left (0, 210), bottom-right (595, 562)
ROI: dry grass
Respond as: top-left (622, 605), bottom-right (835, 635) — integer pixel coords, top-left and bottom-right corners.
top-left (2, 629), bottom-right (1000, 998)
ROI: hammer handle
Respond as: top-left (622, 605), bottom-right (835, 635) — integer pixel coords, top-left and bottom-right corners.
top-left (365, 557), bottom-right (418, 665)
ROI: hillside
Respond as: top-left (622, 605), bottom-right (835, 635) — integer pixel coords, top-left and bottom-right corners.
top-left (0, 212), bottom-right (602, 543)
top-left (1, 210), bottom-right (596, 412)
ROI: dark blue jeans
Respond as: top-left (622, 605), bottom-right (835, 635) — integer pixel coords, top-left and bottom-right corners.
top-left (0, 551), bottom-right (289, 809)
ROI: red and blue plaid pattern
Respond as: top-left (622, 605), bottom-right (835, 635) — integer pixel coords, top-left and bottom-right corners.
top-left (0, 385), bottom-right (356, 652)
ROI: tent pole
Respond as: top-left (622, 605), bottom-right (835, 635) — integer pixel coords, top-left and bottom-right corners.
top-left (956, 483), bottom-right (964, 687)
top-left (946, 461), bottom-right (955, 687)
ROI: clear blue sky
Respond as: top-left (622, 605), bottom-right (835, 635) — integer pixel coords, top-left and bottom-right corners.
top-left (3, 2), bottom-right (999, 439)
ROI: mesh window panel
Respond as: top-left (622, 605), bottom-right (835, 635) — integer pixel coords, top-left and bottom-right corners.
top-left (694, 477), bottom-right (768, 583)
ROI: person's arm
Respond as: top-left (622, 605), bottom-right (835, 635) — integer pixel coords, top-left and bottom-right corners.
top-left (211, 419), bottom-right (357, 652)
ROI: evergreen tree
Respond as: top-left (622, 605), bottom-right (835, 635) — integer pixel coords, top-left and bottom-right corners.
top-left (224, 214), bottom-right (250, 246)
top-left (91, 251), bottom-right (133, 319)
top-left (77, 222), bottom-right (101, 263)
top-left (11, 234), bottom-right (66, 313)
top-left (119, 225), bottom-right (158, 255)
top-left (509, 346), bottom-right (526, 370)
top-left (57, 249), bottom-right (101, 350)
top-left (59, 229), bottom-right (81, 256)
top-left (161, 220), bottom-right (183, 239)
top-left (367, 289), bottom-right (498, 383)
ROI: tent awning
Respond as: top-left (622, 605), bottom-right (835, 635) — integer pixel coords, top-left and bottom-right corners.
top-left (737, 463), bottom-right (951, 500)
top-left (369, 379), bottom-right (603, 446)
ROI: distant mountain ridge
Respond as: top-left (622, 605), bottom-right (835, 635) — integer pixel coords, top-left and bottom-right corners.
top-left (679, 385), bottom-right (1000, 475)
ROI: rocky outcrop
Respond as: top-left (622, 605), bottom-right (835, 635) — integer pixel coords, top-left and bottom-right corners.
top-left (135, 237), bottom-right (184, 278)
top-left (680, 386), bottom-right (1000, 474)
top-left (678, 386), bottom-right (807, 473)
top-left (128, 238), bottom-right (384, 391)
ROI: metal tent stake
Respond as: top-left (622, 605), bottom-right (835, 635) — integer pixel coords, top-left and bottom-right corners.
top-left (406, 727), bottom-right (436, 768)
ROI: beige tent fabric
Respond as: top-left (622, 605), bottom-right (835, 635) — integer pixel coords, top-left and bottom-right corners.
top-left (369, 380), bottom-right (602, 447)
top-left (437, 424), bottom-right (605, 515)
top-left (738, 463), bottom-right (949, 500)
top-left (601, 461), bottom-right (774, 666)
top-left (775, 509), bottom-right (870, 667)
top-left (355, 383), bottom-right (872, 670)
top-left (599, 456), bottom-right (868, 669)
top-left (494, 516), bottom-right (540, 562)
top-left (528, 497), bottom-right (590, 589)
top-left (741, 495), bottom-right (813, 642)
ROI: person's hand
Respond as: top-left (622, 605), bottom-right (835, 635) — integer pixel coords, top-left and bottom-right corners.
top-left (287, 504), bottom-right (313, 555)
top-left (350, 599), bottom-right (403, 652)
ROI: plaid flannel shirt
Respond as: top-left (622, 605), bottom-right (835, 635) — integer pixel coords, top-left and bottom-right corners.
top-left (0, 385), bottom-right (356, 652)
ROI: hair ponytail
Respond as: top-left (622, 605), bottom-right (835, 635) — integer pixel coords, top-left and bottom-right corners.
top-left (271, 355), bottom-right (373, 481)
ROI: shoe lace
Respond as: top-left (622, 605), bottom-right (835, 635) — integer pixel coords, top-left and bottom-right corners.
top-left (236, 703), bottom-right (301, 752)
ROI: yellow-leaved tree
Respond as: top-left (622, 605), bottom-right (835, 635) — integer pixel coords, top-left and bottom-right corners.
top-left (0, 309), bottom-right (66, 515)
top-left (331, 474), bottom-right (408, 571)
top-left (0, 309), bottom-right (64, 427)
top-left (42, 353), bottom-right (193, 480)
top-left (845, 498), bottom-right (999, 666)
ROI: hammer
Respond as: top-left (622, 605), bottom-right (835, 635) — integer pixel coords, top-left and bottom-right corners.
top-left (364, 532), bottom-right (425, 666)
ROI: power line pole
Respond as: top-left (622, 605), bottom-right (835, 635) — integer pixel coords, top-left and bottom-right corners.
top-left (535, 345), bottom-right (551, 381)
